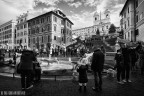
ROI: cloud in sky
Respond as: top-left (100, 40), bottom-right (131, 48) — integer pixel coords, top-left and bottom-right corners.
top-left (68, 11), bottom-right (94, 29)
top-left (82, 0), bottom-right (98, 7)
top-left (68, 1), bottom-right (82, 8)
top-left (0, 0), bottom-right (125, 29)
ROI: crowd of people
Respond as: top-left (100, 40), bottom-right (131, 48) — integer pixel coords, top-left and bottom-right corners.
top-left (10, 41), bottom-right (144, 93)
top-left (74, 42), bottom-right (144, 93)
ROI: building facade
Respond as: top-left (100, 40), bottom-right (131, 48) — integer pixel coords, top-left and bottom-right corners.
top-left (120, 0), bottom-right (135, 41)
top-left (28, 10), bottom-right (73, 51)
top-left (135, 0), bottom-right (144, 41)
top-left (120, 0), bottom-right (144, 42)
top-left (72, 9), bottom-right (111, 39)
top-left (0, 20), bottom-right (16, 49)
top-left (15, 12), bottom-right (29, 49)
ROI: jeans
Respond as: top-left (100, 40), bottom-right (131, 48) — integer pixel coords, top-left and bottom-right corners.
top-left (122, 64), bottom-right (130, 81)
top-left (93, 71), bottom-right (102, 88)
top-left (20, 70), bottom-right (33, 88)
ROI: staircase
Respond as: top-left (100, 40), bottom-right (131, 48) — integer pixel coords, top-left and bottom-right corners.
top-left (87, 40), bottom-right (114, 52)
top-left (105, 37), bottom-right (117, 46)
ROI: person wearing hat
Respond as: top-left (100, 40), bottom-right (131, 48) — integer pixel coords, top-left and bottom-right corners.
top-left (77, 57), bottom-right (89, 92)
top-left (91, 47), bottom-right (105, 92)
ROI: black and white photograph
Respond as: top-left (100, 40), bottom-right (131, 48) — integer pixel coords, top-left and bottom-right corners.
top-left (0, 0), bottom-right (144, 96)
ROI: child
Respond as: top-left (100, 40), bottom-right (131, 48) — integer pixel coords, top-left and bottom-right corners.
top-left (77, 58), bottom-right (88, 92)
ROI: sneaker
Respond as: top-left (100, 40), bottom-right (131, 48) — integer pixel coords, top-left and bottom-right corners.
top-left (117, 81), bottom-right (124, 84)
top-left (127, 80), bottom-right (132, 83)
top-left (26, 85), bottom-right (33, 89)
top-left (122, 80), bottom-right (126, 83)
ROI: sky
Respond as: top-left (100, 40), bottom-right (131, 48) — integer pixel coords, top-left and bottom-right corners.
top-left (0, 0), bottom-right (126, 30)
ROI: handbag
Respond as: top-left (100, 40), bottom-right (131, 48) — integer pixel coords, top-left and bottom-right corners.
top-left (72, 70), bottom-right (79, 84)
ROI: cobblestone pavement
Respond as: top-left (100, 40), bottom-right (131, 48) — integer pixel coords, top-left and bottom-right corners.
top-left (0, 71), bottom-right (144, 96)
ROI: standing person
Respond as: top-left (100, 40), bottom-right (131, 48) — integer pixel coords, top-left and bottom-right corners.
top-left (136, 42), bottom-right (144, 75)
top-left (91, 47), bottom-right (105, 92)
top-left (13, 52), bottom-right (16, 65)
top-left (121, 44), bottom-right (132, 83)
top-left (77, 57), bottom-right (88, 92)
top-left (114, 49), bottom-right (124, 84)
top-left (129, 48), bottom-right (138, 71)
top-left (19, 49), bottom-right (36, 90)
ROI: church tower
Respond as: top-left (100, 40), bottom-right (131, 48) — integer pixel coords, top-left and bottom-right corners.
top-left (104, 9), bottom-right (110, 22)
top-left (93, 11), bottom-right (100, 25)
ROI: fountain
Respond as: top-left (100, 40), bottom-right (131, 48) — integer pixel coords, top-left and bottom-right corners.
top-left (37, 58), bottom-right (73, 75)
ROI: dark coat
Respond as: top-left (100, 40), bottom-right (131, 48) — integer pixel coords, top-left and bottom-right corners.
top-left (121, 48), bottom-right (130, 64)
top-left (91, 49), bottom-right (105, 72)
top-left (20, 50), bottom-right (36, 70)
top-left (114, 53), bottom-right (124, 68)
top-left (77, 65), bottom-right (88, 83)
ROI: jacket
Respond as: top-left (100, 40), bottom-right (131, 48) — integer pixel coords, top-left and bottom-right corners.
top-left (77, 65), bottom-right (88, 83)
top-left (91, 49), bottom-right (105, 72)
top-left (20, 50), bottom-right (36, 70)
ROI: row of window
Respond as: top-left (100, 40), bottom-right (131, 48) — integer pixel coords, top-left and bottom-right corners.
top-left (17, 24), bottom-right (27, 30)
top-left (29, 16), bottom-right (51, 27)
top-left (17, 31), bottom-right (27, 37)
top-left (29, 25), bottom-right (51, 35)
top-left (16, 38), bottom-right (27, 44)
top-left (29, 35), bottom-right (50, 44)
top-left (0, 40), bottom-right (8, 44)
top-left (0, 24), bottom-right (12, 32)
top-left (0, 29), bottom-right (12, 35)
top-left (0, 34), bottom-right (12, 39)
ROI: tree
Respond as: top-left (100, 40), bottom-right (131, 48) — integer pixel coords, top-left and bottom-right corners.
top-left (96, 28), bottom-right (100, 35)
top-left (109, 24), bottom-right (116, 34)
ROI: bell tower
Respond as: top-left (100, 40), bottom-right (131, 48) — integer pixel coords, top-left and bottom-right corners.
top-left (93, 11), bottom-right (100, 25)
top-left (104, 9), bottom-right (110, 20)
